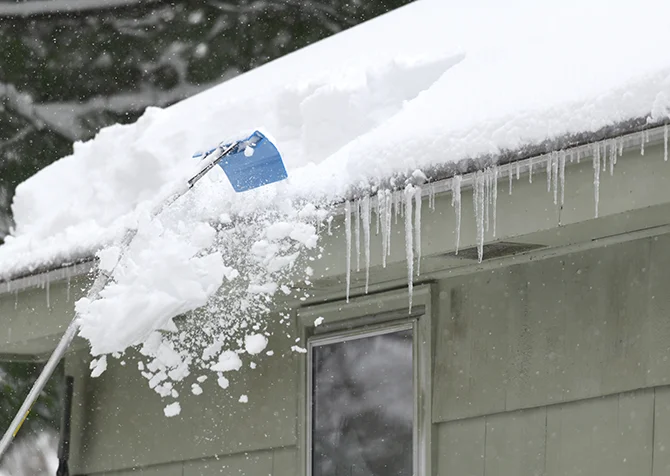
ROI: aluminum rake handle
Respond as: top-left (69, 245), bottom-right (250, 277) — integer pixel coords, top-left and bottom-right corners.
top-left (0, 141), bottom-right (237, 460)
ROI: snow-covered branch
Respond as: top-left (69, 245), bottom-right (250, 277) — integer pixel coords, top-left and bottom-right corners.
top-left (0, 82), bottom-right (59, 138)
top-left (2, 78), bottom-right (230, 143)
top-left (0, 0), bottom-right (161, 17)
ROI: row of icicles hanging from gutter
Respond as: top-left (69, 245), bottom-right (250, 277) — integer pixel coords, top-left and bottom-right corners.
top-left (0, 127), bottom-right (667, 311)
top-left (339, 125), bottom-right (669, 310)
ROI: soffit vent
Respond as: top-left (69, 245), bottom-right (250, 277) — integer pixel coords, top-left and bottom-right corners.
top-left (447, 242), bottom-right (546, 261)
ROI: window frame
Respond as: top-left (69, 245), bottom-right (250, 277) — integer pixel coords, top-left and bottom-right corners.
top-left (298, 284), bottom-right (433, 476)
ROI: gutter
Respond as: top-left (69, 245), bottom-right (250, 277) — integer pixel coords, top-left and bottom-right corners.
top-left (0, 260), bottom-right (94, 296)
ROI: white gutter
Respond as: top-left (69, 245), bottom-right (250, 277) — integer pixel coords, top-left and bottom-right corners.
top-left (0, 260), bottom-right (94, 296)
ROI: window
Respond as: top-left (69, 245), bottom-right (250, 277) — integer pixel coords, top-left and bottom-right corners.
top-left (308, 324), bottom-right (415, 476)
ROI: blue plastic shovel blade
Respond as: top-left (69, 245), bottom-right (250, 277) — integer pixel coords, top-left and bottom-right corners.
top-left (218, 131), bottom-right (288, 192)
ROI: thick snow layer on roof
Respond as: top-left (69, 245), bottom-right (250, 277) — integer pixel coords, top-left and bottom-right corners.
top-left (3, 0), bottom-right (670, 280)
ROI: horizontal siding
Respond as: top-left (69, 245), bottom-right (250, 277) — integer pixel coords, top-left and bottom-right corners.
top-left (88, 447), bottom-right (293, 475)
top-left (437, 387), bottom-right (661, 476)
top-left (433, 235), bottom-right (670, 423)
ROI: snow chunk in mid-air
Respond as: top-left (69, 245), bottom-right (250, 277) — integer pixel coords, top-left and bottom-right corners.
top-left (164, 402), bottom-right (181, 417)
top-left (89, 356), bottom-right (107, 378)
top-left (245, 334), bottom-right (268, 355)
top-left (77, 220), bottom-right (226, 356)
top-left (211, 351), bottom-right (243, 372)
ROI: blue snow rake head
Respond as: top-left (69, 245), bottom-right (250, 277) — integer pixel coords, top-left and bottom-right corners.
top-left (193, 131), bottom-right (288, 192)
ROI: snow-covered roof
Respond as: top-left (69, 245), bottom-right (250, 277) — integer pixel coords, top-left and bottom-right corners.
top-left (2, 0), bottom-right (670, 283)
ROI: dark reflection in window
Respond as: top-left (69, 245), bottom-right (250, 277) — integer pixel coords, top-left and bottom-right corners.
top-left (311, 328), bottom-right (413, 476)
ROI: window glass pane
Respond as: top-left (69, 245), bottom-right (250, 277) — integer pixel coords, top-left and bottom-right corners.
top-left (312, 328), bottom-right (413, 476)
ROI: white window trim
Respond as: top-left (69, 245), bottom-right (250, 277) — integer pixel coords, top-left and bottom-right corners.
top-left (297, 284), bottom-right (433, 476)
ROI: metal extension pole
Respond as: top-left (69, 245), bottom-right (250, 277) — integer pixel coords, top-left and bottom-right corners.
top-left (0, 142), bottom-right (237, 460)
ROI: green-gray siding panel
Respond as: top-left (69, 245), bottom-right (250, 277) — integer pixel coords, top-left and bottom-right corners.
top-left (545, 389), bottom-right (654, 476)
top-left (653, 387), bottom-right (670, 476)
top-left (437, 388), bottom-right (658, 476)
top-left (183, 451), bottom-right (273, 476)
top-left (272, 447), bottom-right (298, 476)
top-left (436, 418), bottom-right (485, 476)
top-left (484, 407), bottom-right (546, 476)
top-left (433, 237), bottom-right (670, 423)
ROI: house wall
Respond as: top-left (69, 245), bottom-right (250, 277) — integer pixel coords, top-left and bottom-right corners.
top-left (432, 233), bottom-right (670, 476)
top-left (58, 231), bottom-right (670, 476)
top-left (3, 135), bottom-right (670, 475)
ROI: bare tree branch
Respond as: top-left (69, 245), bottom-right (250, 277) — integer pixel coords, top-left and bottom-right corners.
top-left (0, 126), bottom-right (33, 155)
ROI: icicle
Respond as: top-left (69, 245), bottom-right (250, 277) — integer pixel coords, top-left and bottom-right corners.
top-left (375, 194), bottom-right (381, 236)
top-left (612, 138), bottom-right (621, 165)
top-left (385, 191), bottom-right (393, 260)
top-left (473, 173), bottom-right (480, 257)
top-left (601, 143), bottom-right (606, 172)
top-left (452, 176), bottom-right (462, 254)
top-left (327, 216), bottom-right (333, 236)
top-left (593, 145), bottom-right (601, 218)
top-left (528, 157), bottom-right (533, 183)
top-left (66, 275), bottom-right (71, 303)
top-left (379, 192), bottom-right (389, 267)
top-left (546, 154), bottom-right (552, 193)
top-left (484, 169), bottom-right (491, 233)
top-left (618, 138), bottom-right (624, 157)
top-left (414, 187), bottom-right (422, 276)
top-left (355, 199), bottom-right (361, 272)
top-left (14, 290), bottom-right (18, 310)
top-left (664, 125), bottom-right (668, 162)
top-left (344, 201), bottom-right (352, 302)
top-left (474, 172), bottom-right (486, 262)
top-left (361, 195), bottom-right (371, 293)
top-left (609, 141), bottom-right (616, 176)
top-left (492, 165), bottom-right (498, 237)
top-left (559, 151), bottom-right (566, 207)
top-left (516, 161), bottom-right (520, 180)
top-left (394, 192), bottom-right (399, 225)
top-left (46, 280), bottom-right (50, 309)
top-left (428, 184), bottom-right (435, 211)
top-left (576, 148), bottom-right (581, 164)
top-left (641, 134), bottom-right (645, 156)
top-left (404, 186), bottom-right (414, 312)
top-left (508, 162), bottom-right (513, 195)
top-left (552, 153), bottom-right (559, 205)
